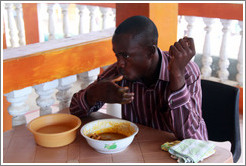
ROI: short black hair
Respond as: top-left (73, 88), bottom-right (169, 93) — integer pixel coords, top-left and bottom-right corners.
top-left (113, 15), bottom-right (158, 46)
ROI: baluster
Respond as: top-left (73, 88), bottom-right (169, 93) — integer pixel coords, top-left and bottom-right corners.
top-left (236, 21), bottom-right (243, 86)
top-left (112, 8), bottom-right (116, 27)
top-left (77, 68), bottom-right (100, 89)
top-left (177, 15), bottom-right (186, 39)
top-left (185, 16), bottom-right (196, 37)
top-left (5, 3), bottom-right (19, 48)
top-left (201, 18), bottom-right (215, 78)
top-left (60, 4), bottom-right (70, 38)
top-left (218, 19), bottom-right (232, 82)
top-left (33, 80), bottom-right (58, 116)
top-left (100, 7), bottom-right (113, 30)
top-left (47, 3), bottom-right (55, 40)
top-left (185, 16), bottom-right (196, 61)
top-left (4, 87), bottom-right (32, 126)
top-left (78, 5), bottom-right (90, 34)
top-left (88, 6), bottom-right (98, 32)
top-left (15, 3), bottom-right (26, 46)
top-left (56, 75), bottom-right (77, 110)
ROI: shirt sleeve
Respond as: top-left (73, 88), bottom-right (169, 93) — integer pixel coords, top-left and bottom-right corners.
top-left (167, 62), bottom-right (208, 141)
top-left (69, 83), bottom-right (104, 118)
top-left (69, 63), bottom-right (120, 118)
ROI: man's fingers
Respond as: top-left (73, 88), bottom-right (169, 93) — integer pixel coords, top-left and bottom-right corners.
top-left (122, 92), bottom-right (134, 103)
top-left (183, 37), bottom-right (195, 51)
top-left (118, 87), bottom-right (134, 104)
top-left (169, 45), bottom-right (180, 57)
top-left (179, 38), bottom-right (189, 51)
top-left (174, 42), bottom-right (185, 53)
top-left (118, 86), bottom-right (129, 93)
top-left (112, 75), bottom-right (123, 83)
top-left (121, 97), bottom-right (134, 104)
top-left (123, 92), bottom-right (134, 98)
top-left (169, 46), bottom-right (173, 57)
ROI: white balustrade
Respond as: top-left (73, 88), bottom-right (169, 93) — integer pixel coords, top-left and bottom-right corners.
top-left (184, 16), bottom-right (196, 37)
top-left (88, 6), bottom-right (99, 32)
top-left (78, 5), bottom-right (90, 34)
top-left (201, 17), bottom-right (215, 78)
top-left (112, 8), bottom-right (116, 25)
top-left (5, 3), bottom-right (19, 48)
top-left (177, 15), bottom-right (187, 39)
top-left (47, 3), bottom-right (55, 40)
top-left (4, 87), bottom-right (32, 126)
top-left (56, 75), bottom-right (77, 110)
top-left (77, 68), bottom-right (100, 89)
top-left (236, 21), bottom-right (243, 86)
top-left (60, 4), bottom-right (70, 38)
top-left (100, 7), bottom-right (113, 30)
top-left (15, 3), bottom-right (26, 46)
top-left (184, 16), bottom-right (196, 61)
top-left (33, 80), bottom-right (58, 116)
top-left (218, 19), bottom-right (232, 82)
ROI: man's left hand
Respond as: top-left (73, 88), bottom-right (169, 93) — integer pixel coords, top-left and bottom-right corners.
top-left (168, 37), bottom-right (196, 91)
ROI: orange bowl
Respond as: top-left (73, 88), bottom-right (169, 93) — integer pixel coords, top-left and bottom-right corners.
top-left (28, 113), bottom-right (81, 148)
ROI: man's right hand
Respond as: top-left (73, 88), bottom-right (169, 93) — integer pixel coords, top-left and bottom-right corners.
top-left (86, 75), bottom-right (134, 107)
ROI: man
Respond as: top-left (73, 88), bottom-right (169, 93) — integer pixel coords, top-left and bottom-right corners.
top-left (70, 16), bottom-right (208, 140)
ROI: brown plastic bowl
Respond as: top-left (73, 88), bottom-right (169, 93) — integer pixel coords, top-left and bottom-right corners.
top-left (28, 113), bottom-right (81, 148)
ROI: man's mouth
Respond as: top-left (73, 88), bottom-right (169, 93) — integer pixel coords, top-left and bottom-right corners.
top-left (119, 71), bottom-right (129, 80)
top-left (118, 68), bottom-right (132, 80)
top-left (119, 68), bottom-right (126, 76)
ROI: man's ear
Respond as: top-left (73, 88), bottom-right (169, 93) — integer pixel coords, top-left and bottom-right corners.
top-left (147, 45), bottom-right (156, 58)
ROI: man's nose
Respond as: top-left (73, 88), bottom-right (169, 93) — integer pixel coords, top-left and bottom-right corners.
top-left (117, 56), bottom-right (126, 68)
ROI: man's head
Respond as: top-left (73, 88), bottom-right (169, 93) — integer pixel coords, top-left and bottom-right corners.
top-left (112, 15), bottom-right (159, 81)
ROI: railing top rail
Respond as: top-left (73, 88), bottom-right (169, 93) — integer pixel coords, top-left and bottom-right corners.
top-left (178, 3), bottom-right (243, 20)
top-left (3, 28), bottom-right (115, 61)
top-left (3, 28), bottom-right (116, 94)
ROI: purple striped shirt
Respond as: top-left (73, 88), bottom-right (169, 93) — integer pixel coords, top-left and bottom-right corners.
top-left (69, 49), bottom-right (208, 140)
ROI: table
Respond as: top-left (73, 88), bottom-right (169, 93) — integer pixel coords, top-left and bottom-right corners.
top-left (3, 109), bottom-right (233, 163)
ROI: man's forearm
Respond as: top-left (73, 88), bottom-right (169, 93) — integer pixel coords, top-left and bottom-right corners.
top-left (169, 72), bottom-right (185, 92)
top-left (86, 84), bottom-right (98, 107)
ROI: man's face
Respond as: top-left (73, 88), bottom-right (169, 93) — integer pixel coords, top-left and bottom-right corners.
top-left (112, 34), bottom-right (151, 81)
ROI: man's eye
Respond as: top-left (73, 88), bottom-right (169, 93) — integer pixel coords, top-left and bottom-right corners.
top-left (115, 53), bottom-right (130, 59)
top-left (123, 54), bottom-right (130, 59)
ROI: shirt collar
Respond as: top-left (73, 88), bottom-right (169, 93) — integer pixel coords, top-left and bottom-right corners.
top-left (158, 48), bottom-right (170, 82)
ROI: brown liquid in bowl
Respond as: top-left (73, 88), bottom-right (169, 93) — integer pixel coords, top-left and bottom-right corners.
top-left (37, 124), bottom-right (72, 134)
top-left (90, 132), bottom-right (128, 140)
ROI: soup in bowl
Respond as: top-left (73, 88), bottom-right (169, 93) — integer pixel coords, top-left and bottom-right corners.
top-left (80, 119), bottom-right (139, 154)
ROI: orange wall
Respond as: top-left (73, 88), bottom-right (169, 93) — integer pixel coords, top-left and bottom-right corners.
top-left (116, 3), bottom-right (178, 51)
top-left (3, 96), bottom-right (12, 132)
top-left (3, 20), bottom-right (7, 49)
top-left (149, 3), bottom-right (178, 51)
top-left (116, 3), bottom-right (149, 26)
top-left (239, 87), bottom-right (243, 114)
top-left (22, 3), bottom-right (40, 45)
